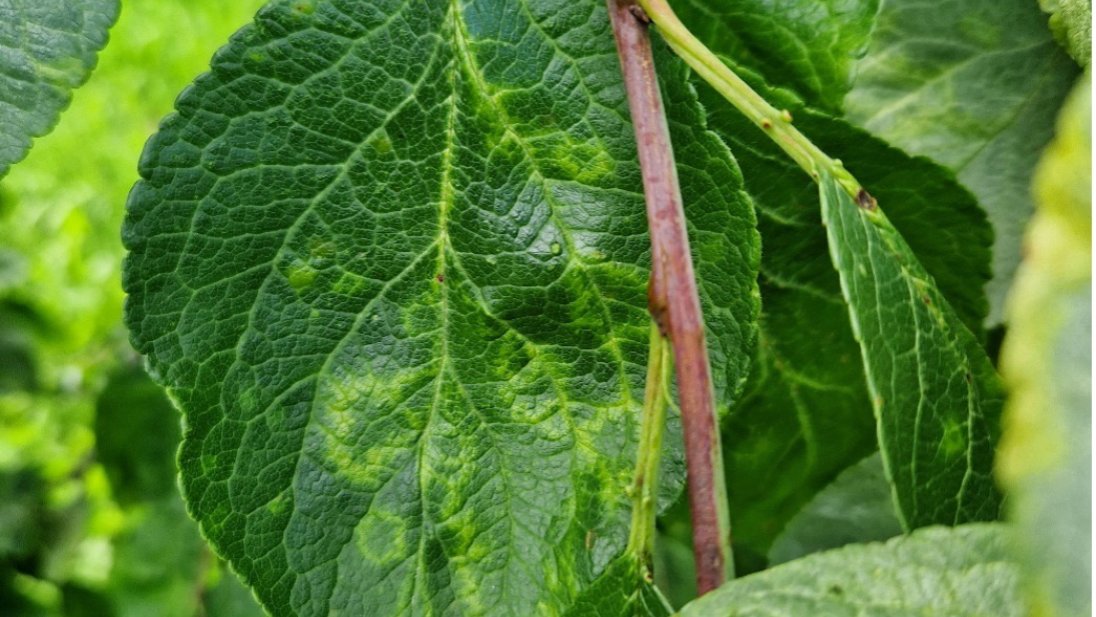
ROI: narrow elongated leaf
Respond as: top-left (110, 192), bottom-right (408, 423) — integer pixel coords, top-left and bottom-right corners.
top-left (670, 0), bottom-right (878, 112)
top-left (998, 74), bottom-right (1091, 617)
top-left (694, 67), bottom-right (991, 557)
top-left (819, 170), bottom-right (1002, 529)
top-left (678, 524), bottom-right (1023, 617)
top-left (0, 0), bottom-right (119, 177)
top-left (122, 1), bottom-right (758, 615)
top-left (845, 0), bottom-right (1079, 324)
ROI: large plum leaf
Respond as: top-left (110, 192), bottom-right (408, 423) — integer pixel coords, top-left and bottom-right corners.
top-left (678, 524), bottom-right (1023, 617)
top-left (669, 0), bottom-right (878, 112)
top-left (998, 73), bottom-right (1091, 617)
top-left (694, 68), bottom-right (991, 557)
top-left (122, 1), bottom-right (758, 615)
top-left (0, 0), bottom-right (119, 177)
top-left (819, 168), bottom-right (1003, 529)
top-left (845, 0), bottom-right (1079, 325)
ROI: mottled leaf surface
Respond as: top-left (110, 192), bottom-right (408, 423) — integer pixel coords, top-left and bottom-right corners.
top-left (845, 0), bottom-right (1079, 324)
top-left (678, 524), bottom-right (1023, 617)
top-left (563, 555), bottom-right (671, 617)
top-left (998, 75), bottom-right (1091, 617)
top-left (670, 0), bottom-right (878, 112)
top-left (820, 170), bottom-right (1002, 529)
top-left (695, 68), bottom-right (991, 556)
top-left (0, 0), bottom-right (119, 177)
top-left (768, 453), bottom-right (901, 565)
top-left (122, 1), bottom-right (758, 615)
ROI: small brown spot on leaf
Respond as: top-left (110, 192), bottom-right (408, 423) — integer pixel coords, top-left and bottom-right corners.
top-left (856, 189), bottom-right (878, 211)
top-left (761, 118), bottom-right (773, 130)
top-left (435, 274), bottom-right (445, 283)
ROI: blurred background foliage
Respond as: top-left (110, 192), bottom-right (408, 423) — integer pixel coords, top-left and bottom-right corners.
top-left (0, 1), bottom-right (267, 614)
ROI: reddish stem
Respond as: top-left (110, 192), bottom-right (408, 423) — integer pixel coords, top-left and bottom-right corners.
top-left (607, 0), bottom-right (732, 594)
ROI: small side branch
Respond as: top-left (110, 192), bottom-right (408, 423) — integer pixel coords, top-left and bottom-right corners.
top-left (608, 0), bottom-right (733, 594)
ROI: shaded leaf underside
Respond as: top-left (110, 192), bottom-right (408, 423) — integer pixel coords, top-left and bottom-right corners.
top-left (123, 0), bottom-right (757, 615)
top-left (0, 0), bottom-right (119, 176)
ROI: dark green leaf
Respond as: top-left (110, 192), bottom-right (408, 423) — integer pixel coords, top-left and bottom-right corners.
top-left (768, 453), bottom-right (901, 565)
top-left (819, 169), bottom-right (1003, 529)
top-left (678, 524), bottom-right (1023, 617)
top-left (94, 366), bottom-right (180, 504)
top-left (998, 74), bottom-right (1091, 617)
top-left (122, 1), bottom-right (758, 615)
top-left (669, 0), bottom-right (878, 112)
top-left (0, 0), bottom-right (120, 177)
top-left (845, 0), bottom-right (1079, 324)
top-left (696, 67), bottom-right (991, 554)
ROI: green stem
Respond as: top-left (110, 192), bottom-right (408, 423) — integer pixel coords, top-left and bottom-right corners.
top-left (635, 0), bottom-right (865, 198)
top-left (627, 321), bottom-right (673, 565)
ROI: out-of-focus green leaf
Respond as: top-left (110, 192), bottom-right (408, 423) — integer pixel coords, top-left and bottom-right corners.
top-left (998, 72), bottom-right (1091, 617)
top-left (0, 0), bottom-right (119, 177)
top-left (845, 0), bottom-right (1079, 325)
top-left (819, 169), bottom-right (1003, 529)
top-left (1040, 0), bottom-right (1091, 66)
top-left (94, 366), bottom-right (180, 504)
top-left (768, 453), bottom-right (901, 565)
top-left (678, 524), bottom-right (1023, 617)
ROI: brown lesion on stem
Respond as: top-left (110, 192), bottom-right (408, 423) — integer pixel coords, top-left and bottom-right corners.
top-left (608, 0), bottom-right (734, 595)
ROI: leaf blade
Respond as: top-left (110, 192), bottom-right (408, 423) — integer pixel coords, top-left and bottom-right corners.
top-left (998, 73), bottom-right (1091, 617)
top-left (122, 1), bottom-right (758, 614)
top-left (844, 0), bottom-right (1079, 324)
top-left (0, 0), bottom-right (119, 177)
top-left (678, 524), bottom-right (1023, 617)
top-left (819, 170), bottom-right (1003, 529)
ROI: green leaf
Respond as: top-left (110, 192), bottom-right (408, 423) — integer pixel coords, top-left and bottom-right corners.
top-left (563, 554), bottom-right (671, 617)
top-left (122, 1), bottom-right (758, 615)
top-left (819, 169), bottom-right (1003, 529)
top-left (0, 0), bottom-right (120, 177)
top-left (669, 0), bottom-right (878, 112)
top-left (768, 453), bottom-right (901, 565)
top-left (845, 0), bottom-right (1080, 325)
top-left (1040, 0), bottom-right (1092, 66)
top-left (678, 524), bottom-right (1023, 617)
top-left (998, 73), bottom-right (1091, 617)
top-left (695, 67), bottom-right (991, 555)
